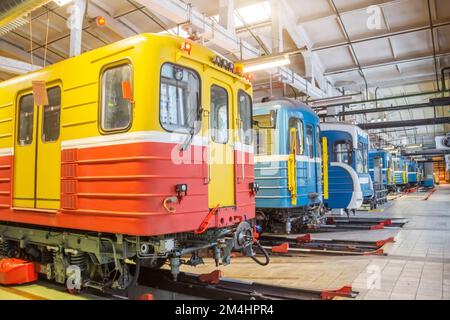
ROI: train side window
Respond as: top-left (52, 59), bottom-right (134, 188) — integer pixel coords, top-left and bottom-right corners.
top-left (333, 140), bottom-right (352, 165)
top-left (210, 85), bottom-right (229, 144)
top-left (101, 64), bottom-right (132, 131)
top-left (160, 63), bottom-right (200, 132)
top-left (306, 125), bottom-right (314, 159)
top-left (254, 114), bottom-right (275, 155)
top-left (42, 87), bottom-right (61, 142)
top-left (316, 126), bottom-right (321, 159)
top-left (17, 94), bottom-right (35, 146)
top-left (238, 90), bottom-right (252, 145)
top-left (288, 118), bottom-right (304, 155)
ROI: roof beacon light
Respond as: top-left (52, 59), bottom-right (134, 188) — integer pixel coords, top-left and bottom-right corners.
top-left (181, 41), bottom-right (192, 55)
top-left (96, 16), bottom-right (107, 27)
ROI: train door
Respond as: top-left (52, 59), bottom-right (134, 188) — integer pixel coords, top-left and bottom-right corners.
top-left (13, 86), bottom-right (61, 210)
top-left (373, 156), bottom-right (382, 184)
top-left (13, 93), bottom-right (36, 208)
top-left (305, 124), bottom-right (315, 191)
top-left (207, 82), bottom-right (235, 208)
top-left (36, 87), bottom-right (61, 209)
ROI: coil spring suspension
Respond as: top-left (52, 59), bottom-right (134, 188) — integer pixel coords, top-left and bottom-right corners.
top-left (0, 240), bottom-right (14, 258)
top-left (69, 252), bottom-right (87, 272)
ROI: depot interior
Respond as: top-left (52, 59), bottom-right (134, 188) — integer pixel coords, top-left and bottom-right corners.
top-left (0, 0), bottom-right (449, 301)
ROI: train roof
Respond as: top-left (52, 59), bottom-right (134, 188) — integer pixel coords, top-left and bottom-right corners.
top-left (320, 122), bottom-right (369, 148)
top-left (253, 98), bottom-right (319, 120)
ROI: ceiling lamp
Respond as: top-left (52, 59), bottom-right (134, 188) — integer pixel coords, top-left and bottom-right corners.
top-left (405, 144), bottom-right (423, 149)
top-left (53, 0), bottom-right (73, 6)
top-left (243, 56), bottom-right (291, 73)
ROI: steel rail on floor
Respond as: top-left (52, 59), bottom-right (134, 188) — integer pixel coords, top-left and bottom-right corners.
top-left (257, 234), bottom-right (395, 256)
top-left (137, 268), bottom-right (358, 300)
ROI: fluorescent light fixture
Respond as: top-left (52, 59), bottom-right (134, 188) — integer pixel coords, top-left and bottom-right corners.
top-left (244, 57), bottom-right (290, 73)
top-left (54, 0), bottom-right (73, 6)
top-left (383, 146), bottom-right (395, 151)
top-left (405, 144), bottom-right (423, 149)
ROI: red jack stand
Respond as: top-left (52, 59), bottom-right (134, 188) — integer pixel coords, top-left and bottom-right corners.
top-left (370, 223), bottom-right (385, 230)
top-left (296, 234), bottom-right (311, 243)
top-left (0, 258), bottom-right (38, 285)
top-left (199, 270), bottom-right (223, 284)
top-left (321, 285), bottom-right (354, 300)
top-left (375, 237), bottom-right (395, 248)
top-left (136, 293), bottom-right (154, 300)
top-left (271, 243), bottom-right (289, 254)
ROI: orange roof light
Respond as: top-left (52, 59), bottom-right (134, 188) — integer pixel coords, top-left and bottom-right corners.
top-left (181, 41), bottom-right (192, 55)
top-left (95, 16), bottom-right (106, 27)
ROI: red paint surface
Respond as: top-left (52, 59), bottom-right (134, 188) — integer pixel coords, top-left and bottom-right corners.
top-left (0, 141), bottom-right (255, 236)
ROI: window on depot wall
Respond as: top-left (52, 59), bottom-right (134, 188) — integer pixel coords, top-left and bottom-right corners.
top-left (160, 63), bottom-right (200, 133)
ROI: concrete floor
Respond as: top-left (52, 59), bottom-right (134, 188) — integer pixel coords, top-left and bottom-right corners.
top-left (1, 185), bottom-right (448, 300)
top-left (182, 185), bottom-right (450, 300)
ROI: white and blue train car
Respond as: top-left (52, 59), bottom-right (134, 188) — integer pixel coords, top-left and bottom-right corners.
top-left (253, 98), bottom-right (323, 234)
top-left (320, 123), bottom-right (374, 214)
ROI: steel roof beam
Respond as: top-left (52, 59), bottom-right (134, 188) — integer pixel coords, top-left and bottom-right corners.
top-left (0, 55), bottom-right (41, 74)
top-left (358, 117), bottom-right (450, 130)
top-left (324, 51), bottom-right (450, 76)
top-left (134, 0), bottom-right (327, 99)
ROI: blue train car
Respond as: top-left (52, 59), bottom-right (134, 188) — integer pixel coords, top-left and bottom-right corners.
top-left (320, 123), bottom-right (374, 213)
top-left (392, 155), bottom-right (408, 187)
top-left (407, 160), bottom-right (419, 185)
top-left (253, 98), bottom-right (323, 233)
top-left (369, 149), bottom-right (390, 186)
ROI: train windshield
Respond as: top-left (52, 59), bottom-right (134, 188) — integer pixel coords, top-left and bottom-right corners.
top-left (333, 140), bottom-right (352, 165)
top-left (160, 63), bottom-right (200, 133)
top-left (254, 114), bottom-right (276, 155)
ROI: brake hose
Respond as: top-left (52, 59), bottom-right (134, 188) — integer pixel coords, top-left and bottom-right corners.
top-left (250, 241), bottom-right (270, 266)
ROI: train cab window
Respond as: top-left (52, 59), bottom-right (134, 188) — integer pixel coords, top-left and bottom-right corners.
top-left (356, 141), bottom-right (368, 174)
top-left (160, 63), bottom-right (200, 132)
top-left (254, 114), bottom-right (275, 155)
top-left (42, 87), bottom-right (61, 142)
top-left (17, 94), bottom-right (35, 146)
top-left (238, 91), bottom-right (252, 145)
top-left (210, 85), bottom-right (229, 144)
top-left (101, 64), bottom-right (132, 131)
top-left (333, 140), bottom-right (352, 165)
top-left (306, 125), bottom-right (314, 159)
top-left (287, 118), bottom-right (304, 155)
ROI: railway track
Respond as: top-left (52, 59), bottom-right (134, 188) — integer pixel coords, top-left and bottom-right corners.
top-left (136, 268), bottom-right (358, 300)
top-left (307, 217), bottom-right (408, 232)
top-left (257, 233), bottom-right (395, 256)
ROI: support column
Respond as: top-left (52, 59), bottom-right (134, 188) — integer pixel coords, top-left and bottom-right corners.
top-left (270, 0), bottom-right (283, 53)
top-left (69, 0), bottom-right (87, 57)
top-left (218, 0), bottom-right (235, 33)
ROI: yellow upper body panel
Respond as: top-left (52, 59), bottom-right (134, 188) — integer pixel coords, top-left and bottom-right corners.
top-left (0, 33), bottom-right (252, 149)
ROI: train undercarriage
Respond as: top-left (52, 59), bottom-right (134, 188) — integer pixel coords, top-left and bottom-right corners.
top-left (256, 203), bottom-right (325, 234)
top-left (0, 221), bottom-right (264, 295)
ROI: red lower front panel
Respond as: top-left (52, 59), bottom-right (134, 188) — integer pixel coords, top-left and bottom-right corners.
top-left (0, 142), bottom-right (255, 236)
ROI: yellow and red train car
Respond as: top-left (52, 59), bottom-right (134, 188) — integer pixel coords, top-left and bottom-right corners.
top-left (0, 33), bottom-right (261, 290)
